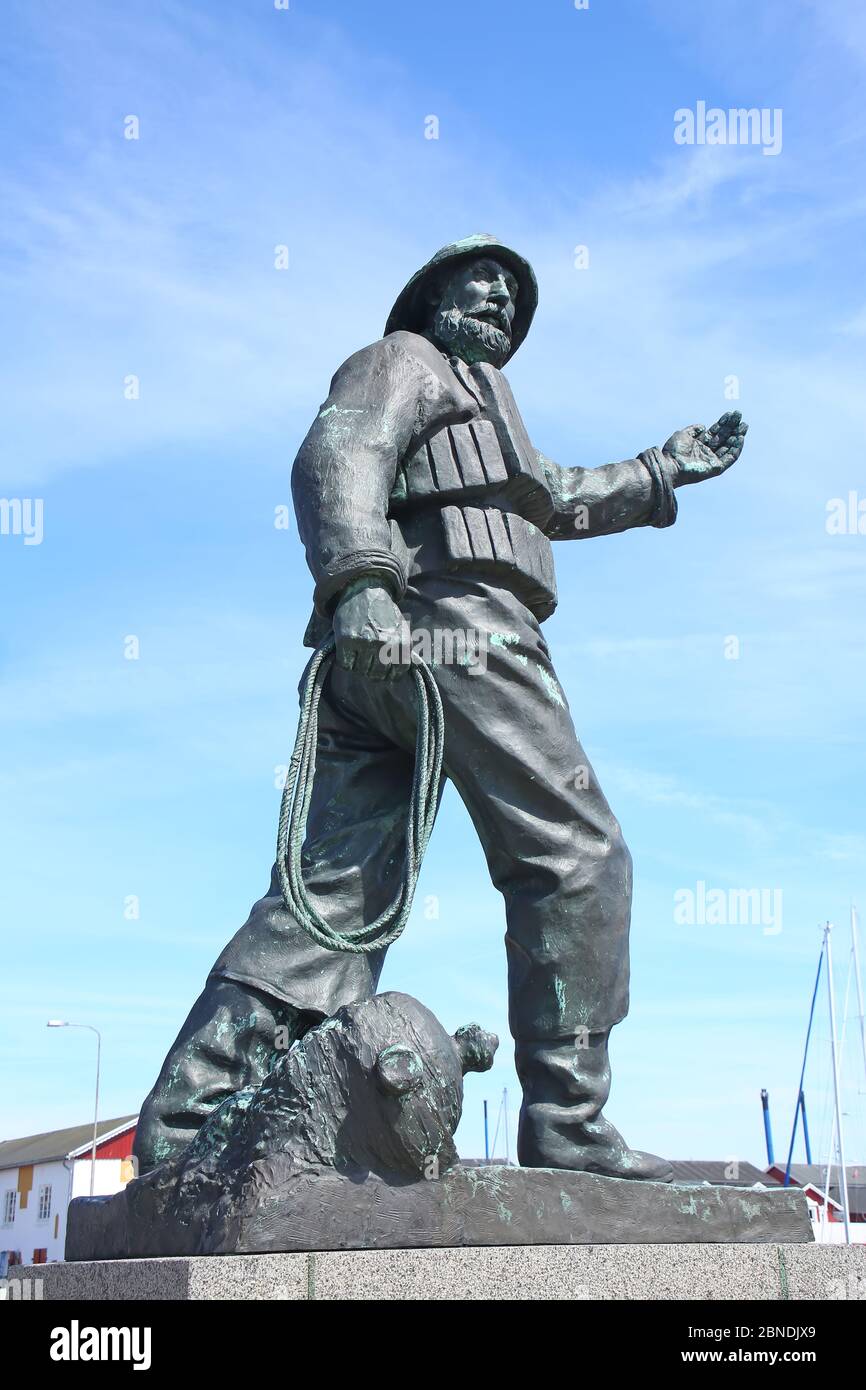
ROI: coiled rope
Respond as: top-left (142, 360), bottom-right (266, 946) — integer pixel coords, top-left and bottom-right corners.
top-left (276, 635), bottom-right (445, 954)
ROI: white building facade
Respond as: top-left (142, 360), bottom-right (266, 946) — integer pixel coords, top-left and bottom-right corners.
top-left (0, 1116), bottom-right (137, 1267)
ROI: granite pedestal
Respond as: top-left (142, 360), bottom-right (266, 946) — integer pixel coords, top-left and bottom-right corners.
top-left (11, 1242), bottom-right (866, 1302)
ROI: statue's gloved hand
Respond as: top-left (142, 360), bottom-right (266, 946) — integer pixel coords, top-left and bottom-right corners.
top-left (333, 579), bottom-right (410, 681)
top-left (662, 410), bottom-right (748, 486)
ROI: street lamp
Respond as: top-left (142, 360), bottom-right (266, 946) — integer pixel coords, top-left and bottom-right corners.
top-left (47, 1021), bottom-right (101, 1197)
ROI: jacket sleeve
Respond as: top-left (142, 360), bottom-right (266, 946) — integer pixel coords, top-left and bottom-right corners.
top-left (537, 446), bottom-right (678, 541)
top-left (292, 334), bottom-right (473, 615)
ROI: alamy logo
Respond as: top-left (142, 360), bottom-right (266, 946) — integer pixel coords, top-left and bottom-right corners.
top-left (674, 880), bottom-right (782, 936)
top-left (50, 1321), bottom-right (152, 1371)
top-left (674, 102), bottom-right (783, 156)
top-left (378, 623), bottom-right (488, 673)
top-left (0, 497), bottom-right (43, 545)
top-left (0, 1275), bottom-right (43, 1300)
top-left (826, 492), bottom-right (866, 535)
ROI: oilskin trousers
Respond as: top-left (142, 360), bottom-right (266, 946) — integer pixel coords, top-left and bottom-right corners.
top-left (134, 574), bottom-right (632, 1174)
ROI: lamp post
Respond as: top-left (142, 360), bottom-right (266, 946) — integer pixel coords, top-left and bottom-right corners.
top-left (47, 1021), bottom-right (101, 1197)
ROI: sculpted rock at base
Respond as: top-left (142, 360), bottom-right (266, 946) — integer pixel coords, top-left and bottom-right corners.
top-left (181, 990), bottom-right (498, 1185)
top-left (68, 993), bottom-right (499, 1259)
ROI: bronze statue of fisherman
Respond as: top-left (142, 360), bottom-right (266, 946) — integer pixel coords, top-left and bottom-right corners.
top-left (135, 234), bottom-right (747, 1181)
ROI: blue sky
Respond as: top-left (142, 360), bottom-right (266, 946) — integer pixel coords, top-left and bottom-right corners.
top-left (2, 0), bottom-right (866, 1172)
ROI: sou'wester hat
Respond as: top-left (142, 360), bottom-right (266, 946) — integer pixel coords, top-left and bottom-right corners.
top-left (384, 233), bottom-right (538, 363)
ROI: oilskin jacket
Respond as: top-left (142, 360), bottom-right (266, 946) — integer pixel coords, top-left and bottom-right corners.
top-left (293, 330), bottom-right (676, 643)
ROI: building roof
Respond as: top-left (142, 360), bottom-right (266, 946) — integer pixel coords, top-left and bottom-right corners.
top-left (766, 1163), bottom-right (866, 1210)
top-left (669, 1160), bottom-right (769, 1187)
top-left (0, 1116), bottom-right (137, 1171)
top-left (782, 1163), bottom-right (864, 1188)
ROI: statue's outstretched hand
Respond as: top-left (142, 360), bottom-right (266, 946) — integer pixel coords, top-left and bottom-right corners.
top-left (333, 581), bottom-right (410, 681)
top-left (663, 410), bottom-right (748, 486)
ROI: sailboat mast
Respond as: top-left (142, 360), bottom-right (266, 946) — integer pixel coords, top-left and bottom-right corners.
top-left (784, 938), bottom-right (825, 1184)
top-left (851, 904), bottom-right (866, 1087)
top-left (503, 1088), bottom-right (510, 1165)
top-left (825, 922), bottom-right (851, 1243)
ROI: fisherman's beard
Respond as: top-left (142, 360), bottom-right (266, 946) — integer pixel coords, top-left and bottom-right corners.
top-left (432, 306), bottom-right (512, 367)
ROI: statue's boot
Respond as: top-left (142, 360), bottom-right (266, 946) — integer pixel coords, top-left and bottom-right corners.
top-left (133, 977), bottom-right (315, 1175)
top-left (516, 1031), bottom-right (672, 1181)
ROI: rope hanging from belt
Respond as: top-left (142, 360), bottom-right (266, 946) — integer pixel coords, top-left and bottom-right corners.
top-left (276, 634), bottom-right (445, 954)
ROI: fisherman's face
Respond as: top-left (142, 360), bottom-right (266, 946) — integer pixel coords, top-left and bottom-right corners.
top-left (429, 256), bottom-right (518, 367)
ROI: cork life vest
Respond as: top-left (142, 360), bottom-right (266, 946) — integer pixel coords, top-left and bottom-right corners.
top-left (388, 360), bottom-right (559, 620)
